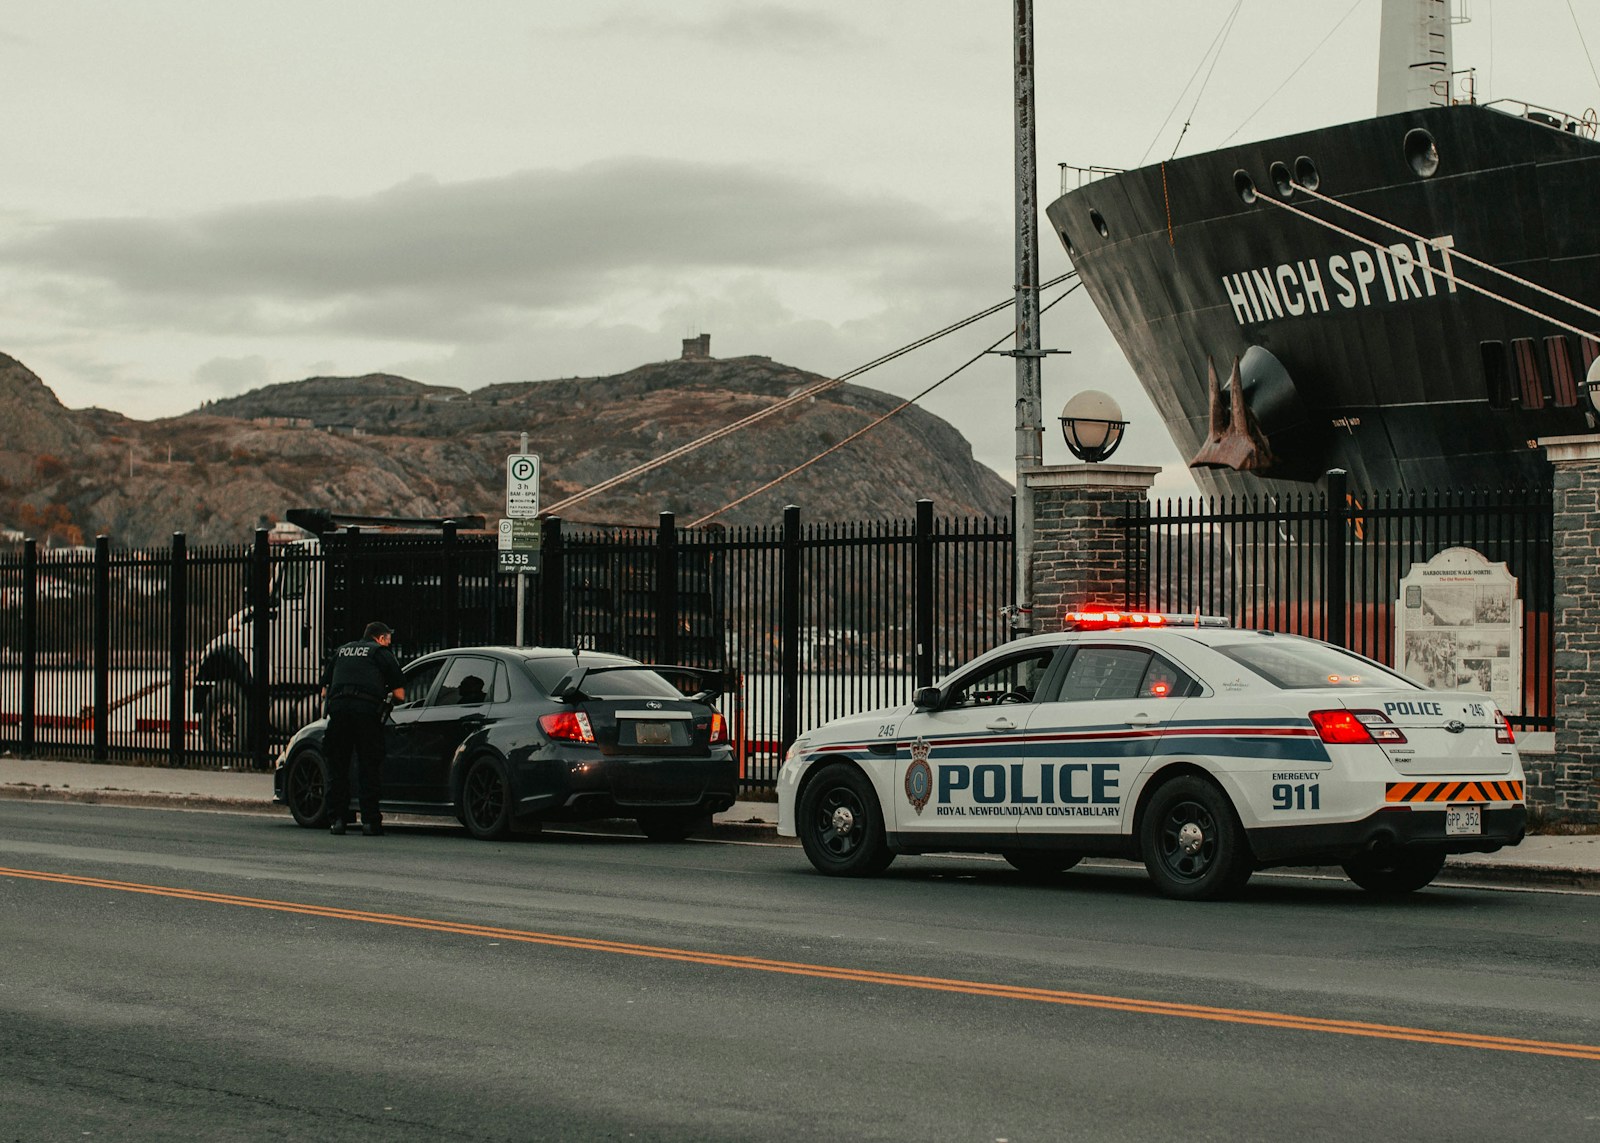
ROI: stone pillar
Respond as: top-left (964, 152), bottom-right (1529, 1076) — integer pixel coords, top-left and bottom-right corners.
top-left (1533, 434), bottom-right (1600, 825)
top-left (1025, 463), bottom-right (1160, 631)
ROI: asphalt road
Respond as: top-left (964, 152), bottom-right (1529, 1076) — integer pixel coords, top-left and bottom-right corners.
top-left (3, 802), bottom-right (1599, 1143)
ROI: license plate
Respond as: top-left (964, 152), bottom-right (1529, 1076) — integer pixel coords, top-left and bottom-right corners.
top-left (1445, 804), bottom-right (1482, 836)
top-left (634, 721), bottom-right (671, 745)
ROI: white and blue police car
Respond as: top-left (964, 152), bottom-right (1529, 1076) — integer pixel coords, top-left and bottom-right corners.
top-left (776, 611), bottom-right (1526, 900)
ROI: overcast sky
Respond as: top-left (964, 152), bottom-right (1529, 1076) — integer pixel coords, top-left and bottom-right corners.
top-left (3, 1), bottom-right (1597, 499)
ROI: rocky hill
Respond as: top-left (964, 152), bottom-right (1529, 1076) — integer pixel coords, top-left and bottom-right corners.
top-left (0, 348), bottom-right (1014, 548)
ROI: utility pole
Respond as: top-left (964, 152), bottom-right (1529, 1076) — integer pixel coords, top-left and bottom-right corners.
top-left (1012, 0), bottom-right (1044, 636)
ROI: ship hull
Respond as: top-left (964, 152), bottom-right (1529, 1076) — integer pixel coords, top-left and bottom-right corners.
top-left (1046, 103), bottom-right (1600, 494)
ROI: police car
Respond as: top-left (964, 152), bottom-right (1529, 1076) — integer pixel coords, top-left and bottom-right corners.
top-left (776, 611), bottom-right (1526, 900)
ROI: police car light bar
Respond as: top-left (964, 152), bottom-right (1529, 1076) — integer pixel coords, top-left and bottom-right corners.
top-left (1061, 609), bottom-right (1232, 631)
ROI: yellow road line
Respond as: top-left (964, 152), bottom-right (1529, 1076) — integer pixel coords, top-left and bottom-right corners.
top-left (4, 864), bottom-right (1597, 1061)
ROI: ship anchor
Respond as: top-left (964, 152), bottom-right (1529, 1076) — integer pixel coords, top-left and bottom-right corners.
top-left (1190, 356), bottom-right (1279, 473)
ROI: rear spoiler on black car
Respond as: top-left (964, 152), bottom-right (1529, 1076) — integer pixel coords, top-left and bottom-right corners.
top-left (550, 664), bottom-right (728, 704)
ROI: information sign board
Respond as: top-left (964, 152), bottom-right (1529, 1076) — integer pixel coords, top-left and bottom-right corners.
top-left (1394, 546), bottom-right (1522, 714)
top-left (497, 517), bottom-right (541, 574)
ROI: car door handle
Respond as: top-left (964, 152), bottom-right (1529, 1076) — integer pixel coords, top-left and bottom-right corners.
top-left (985, 717), bottom-right (1019, 732)
top-left (1126, 713), bottom-right (1161, 727)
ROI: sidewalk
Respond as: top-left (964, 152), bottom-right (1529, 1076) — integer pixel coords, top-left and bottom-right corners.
top-left (2, 756), bottom-right (1597, 891)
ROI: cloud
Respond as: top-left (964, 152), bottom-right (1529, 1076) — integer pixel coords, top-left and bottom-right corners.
top-left (555, 4), bottom-right (861, 52)
top-left (193, 354), bottom-right (271, 398)
top-left (1, 159), bottom-right (995, 345)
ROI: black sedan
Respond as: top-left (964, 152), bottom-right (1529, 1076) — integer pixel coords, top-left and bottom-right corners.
top-left (273, 646), bottom-right (739, 841)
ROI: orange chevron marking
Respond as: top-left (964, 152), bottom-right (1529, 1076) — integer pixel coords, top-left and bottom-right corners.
top-left (1385, 780), bottom-right (1524, 804)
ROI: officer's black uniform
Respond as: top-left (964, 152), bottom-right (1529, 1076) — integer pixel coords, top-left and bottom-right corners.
top-left (321, 621), bottom-right (405, 835)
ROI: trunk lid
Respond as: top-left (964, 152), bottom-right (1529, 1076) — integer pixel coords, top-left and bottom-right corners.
top-left (1358, 692), bottom-right (1515, 776)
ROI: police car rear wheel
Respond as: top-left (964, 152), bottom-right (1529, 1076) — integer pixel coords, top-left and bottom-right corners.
top-left (461, 756), bottom-right (513, 840)
top-left (798, 764), bottom-right (894, 877)
top-left (1341, 850), bottom-right (1446, 895)
top-left (1140, 776), bottom-right (1253, 900)
top-left (1002, 850), bottom-right (1083, 877)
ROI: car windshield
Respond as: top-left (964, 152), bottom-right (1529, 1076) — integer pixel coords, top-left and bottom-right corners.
top-left (1211, 639), bottom-right (1418, 690)
top-left (521, 655), bottom-right (685, 699)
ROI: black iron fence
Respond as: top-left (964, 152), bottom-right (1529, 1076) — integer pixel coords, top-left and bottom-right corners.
top-left (0, 502), bottom-right (1014, 789)
top-left (1118, 472), bottom-right (1555, 731)
top-left (0, 478), bottom-right (1555, 786)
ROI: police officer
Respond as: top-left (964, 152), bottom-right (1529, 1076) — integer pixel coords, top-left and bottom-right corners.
top-left (321, 620), bottom-right (405, 836)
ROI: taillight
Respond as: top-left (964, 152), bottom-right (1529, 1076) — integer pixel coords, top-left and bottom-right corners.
top-left (1310, 709), bottom-right (1406, 745)
top-left (708, 712), bottom-right (729, 744)
top-left (1495, 710), bottom-right (1515, 745)
top-left (539, 710), bottom-right (594, 743)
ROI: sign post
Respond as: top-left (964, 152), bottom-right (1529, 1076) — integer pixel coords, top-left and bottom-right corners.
top-left (504, 435), bottom-right (541, 646)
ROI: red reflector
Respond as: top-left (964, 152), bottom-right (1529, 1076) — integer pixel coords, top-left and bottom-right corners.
top-left (709, 712), bottom-right (729, 744)
top-left (1309, 709), bottom-right (1376, 745)
top-left (539, 710), bottom-right (594, 743)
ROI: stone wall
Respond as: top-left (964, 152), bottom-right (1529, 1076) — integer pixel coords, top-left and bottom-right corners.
top-left (1532, 435), bottom-right (1600, 825)
top-left (1024, 463), bottom-right (1159, 629)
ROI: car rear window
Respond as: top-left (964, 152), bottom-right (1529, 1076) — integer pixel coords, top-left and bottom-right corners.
top-left (1211, 640), bottom-right (1417, 690)
top-left (521, 656), bottom-right (684, 698)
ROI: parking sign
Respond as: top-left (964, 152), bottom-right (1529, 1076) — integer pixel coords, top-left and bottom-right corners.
top-left (506, 453), bottom-right (540, 519)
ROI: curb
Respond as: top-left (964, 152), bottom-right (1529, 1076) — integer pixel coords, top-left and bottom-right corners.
top-left (0, 785), bottom-right (279, 816)
top-left (1437, 862), bottom-right (1600, 893)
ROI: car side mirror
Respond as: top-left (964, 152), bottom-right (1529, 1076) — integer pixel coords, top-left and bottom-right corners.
top-left (912, 686), bottom-right (942, 711)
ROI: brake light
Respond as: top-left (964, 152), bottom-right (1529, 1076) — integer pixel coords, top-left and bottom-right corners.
top-left (1495, 711), bottom-right (1515, 745)
top-left (539, 710), bottom-right (595, 743)
top-left (1310, 709), bottom-right (1407, 744)
top-left (708, 711), bottom-right (729, 744)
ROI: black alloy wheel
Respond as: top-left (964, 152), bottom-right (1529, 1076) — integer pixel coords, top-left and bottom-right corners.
top-left (1139, 775), bottom-right (1253, 901)
top-left (636, 810), bottom-right (709, 843)
top-left (461, 756), bottom-right (513, 840)
top-left (284, 748), bottom-right (331, 828)
top-left (797, 763), bottom-right (894, 877)
top-left (1002, 850), bottom-right (1083, 878)
top-left (1341, 850), bottom-right (1447, 895)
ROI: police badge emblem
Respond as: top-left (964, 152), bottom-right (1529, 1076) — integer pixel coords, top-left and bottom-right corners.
top-left (904, 737), bottom-right (933, 815)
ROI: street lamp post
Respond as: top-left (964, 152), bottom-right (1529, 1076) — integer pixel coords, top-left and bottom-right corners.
top-left (1012, 0), bottom-right (1044, 637)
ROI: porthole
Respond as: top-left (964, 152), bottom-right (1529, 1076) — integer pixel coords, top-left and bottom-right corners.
top-left (1270, 161), bottom-right (1294, 197)
top-left (1404, 128), bottom-right (1440, 177)
top-left (1294, 155), bottom-right (1320, 191)
top-left (1233, 169), bottom-right (1257, 205)
top-left (1059, 228), bottom-right (1076, 257)
top-left (1089, 208), bottom-right (1109, 239)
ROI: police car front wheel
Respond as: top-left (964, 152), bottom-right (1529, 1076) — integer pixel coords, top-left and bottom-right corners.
top-left (1140, 775), bottom-right (1254, 901)
top-left (797, 763), bottom-right (894, 877)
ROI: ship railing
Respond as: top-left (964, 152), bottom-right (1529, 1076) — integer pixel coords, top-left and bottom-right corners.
top-left (1483, 98), bottom-right (1598, 139)
top-left (1057, 163), bottom-right (1125, 196)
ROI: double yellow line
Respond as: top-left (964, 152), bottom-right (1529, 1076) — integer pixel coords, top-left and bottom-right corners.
top-left (5, 864), bottom-right (1597, 1062)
